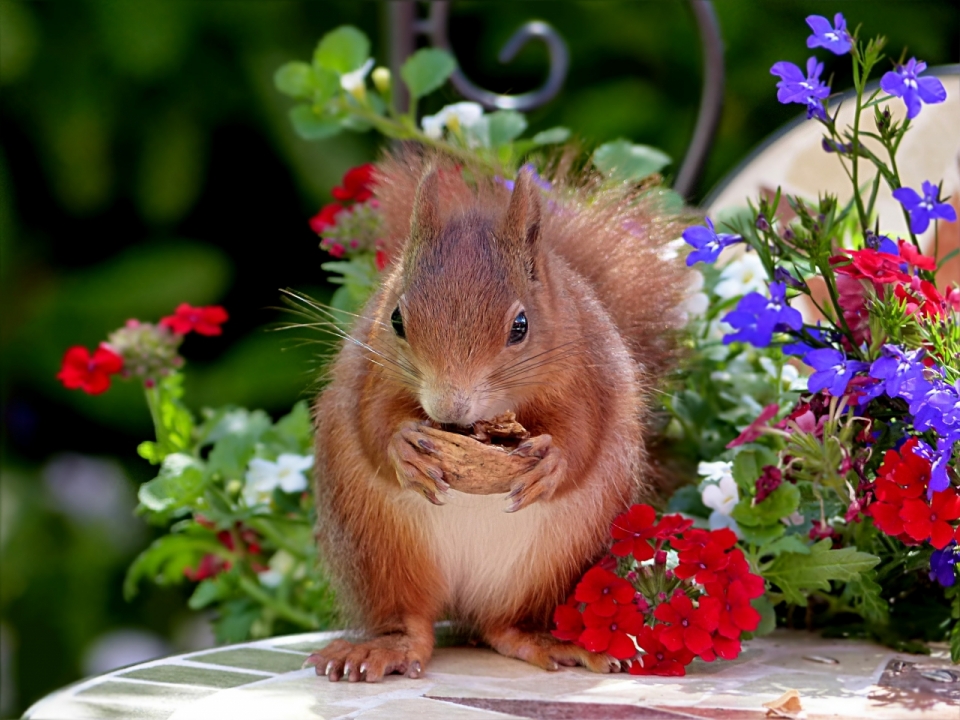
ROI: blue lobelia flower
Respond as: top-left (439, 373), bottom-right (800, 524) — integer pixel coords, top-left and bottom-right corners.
top-left (722, 282), bottom-right (803, 348)
top-left (782, 324), bottom-right (834, 357)
top-left (910, 379), bottom-right (956, 436)
top-left (770, 57), bottom-right (831, 121)
top-left (869, 345), bottom-right (926, 398)
top-left (803, 348), bottom-right (870, 397)
top-left (806, 14), bottom-right (852, 55)
top-left (681, 217), bottom-right (742, 266)
top-left (863, 231), bottom-right (900, 256)
top-left (880, 58), bottom-right (947, 120)
top-left (919, 433), bottom-right (960, 496)
top-left (892, 181), bottom-right (958, 235)
top-left (929, 542), bottom-right (959, 588)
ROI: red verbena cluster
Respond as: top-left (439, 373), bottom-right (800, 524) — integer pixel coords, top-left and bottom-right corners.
top-left (868, 438), bottom-right (960, 548)
top-left (308, 163), bottom-right (389, 269)
top-left (184, 518), bottom-right (265, 581)
top-left (552, 504), bottom-right (764, 676)
top-left (57, 303), bottom-right (227, 394)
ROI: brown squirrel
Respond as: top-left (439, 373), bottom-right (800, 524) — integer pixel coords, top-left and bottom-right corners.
top-left (305, 150), bottom-right (692, 682)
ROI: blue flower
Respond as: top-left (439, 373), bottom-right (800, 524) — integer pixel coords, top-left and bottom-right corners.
top-left (863, 231), bottom-right (899, 255)
top-left (892, 181), bottom-right (958, 235)
top-left (498, 163), bottom-right (552, 192)
top-left (880, 58), bottom-right (947, 120)
top-left (869, 345), bottom-right (926, 398)
top-left (806, 14), bottom-right (852, 55)
top-left (929, 542), bottom-right (958, 587)
top-left (910, 380), bottom-right (956, 436)
top-left (773, 266), bottom-right (805, 289)
top-left (681, 218), bottom-right (742, 266)
top-left (722, 282), bottom-right (803, 348)
top-left (782, 325), bottom-right (833, 357)
top-left (770, 57), bottom-right (830, 121)
top-left (803, 348), bottom-right (869, 397)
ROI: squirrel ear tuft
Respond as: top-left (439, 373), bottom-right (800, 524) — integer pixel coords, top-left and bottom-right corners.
top-left (409, 166), bottom-right (442, 248)
top-left (500, 168), bottom-right (542, 279)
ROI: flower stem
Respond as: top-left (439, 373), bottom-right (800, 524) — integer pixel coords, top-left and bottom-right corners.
top-left (143, 382), bottom-right (172, 451)
top-left (238, 575), bottom-right (320, 629)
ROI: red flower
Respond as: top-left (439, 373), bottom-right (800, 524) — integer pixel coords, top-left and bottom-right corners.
top-left (716, 548), bottom-right (766, 599)
top-left (711, 634), bottom-right (742, 660)
top-left (898, 239), bottom-right (937, 271)
top-left (184, 554), bottom-right (227, 581)
top-left (754, 466), bottom-right (783, 503)
top-left (869, 440), bottom-right (931, 539)
top-left (654, 592), bottom-right (719, 657)
top-left (375, 249), bottom-right (390, 272)
top-left (895, 278), bottom-right (947, 318)
top-left (610, 504), bottom-right (657, 561)
top-left (331, 164), bottom-right (376, 202)
top-left (654, 513), bottom-right (694, 540)
top-left (160, 304), bottom-right (229, 336)
top-left (552, 601), bottom-right (585, 642)
top-left (832, 248), bottom-right (910, 284)
top-left (574, 566), bottom-right (635, 617)
top-left (900, 488), bottom-right (960, 548)
top-left (580, 603), bottom-right (644, 659)
top-left (309, 202), bottom-right (344, 234)
top-left (705, 579), bottom-right (761, 639)
top-left (674, 528), bottom-right (737, 585)
top-left (630, 625), bottom-right (694, 676)
top-left (727, 403), bottom-right (779, 448)
top-left (57, 344), bottom-right (124, 395)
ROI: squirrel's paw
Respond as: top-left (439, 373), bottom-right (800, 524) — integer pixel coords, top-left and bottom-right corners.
top-left (486, 628), bottom-right (621, 674)
top-left (505, 435), bottom-right (564, 513)
top-left (388, 422), bottom-right (450, 505)
top-left (303, 636), bottom-right (427, 683)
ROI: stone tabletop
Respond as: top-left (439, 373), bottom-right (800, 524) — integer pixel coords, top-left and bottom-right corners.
top-left (23, 629), bottom-right (960, 719)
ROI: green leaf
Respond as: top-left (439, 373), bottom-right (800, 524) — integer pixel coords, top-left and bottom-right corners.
top-left (206, 410), bottom-right (271, 481)
top-left (274, 61), bottom-right (313, 99)
top-left (763, 540), bottom-right (881, 606)
top-left (758, 533), bottom-right (811, 558)
top-left (313, 26), bottom-right (369, 74)
top-left (137, 441), bottom-right (162, 465)
top-left (188, 578), bottom-right (225, 610)
top-left (124, 533), bottom-right (222, 599)
top-left (665, 484), bottom-right (710, 519)
top-left (737, 523), bottom-right (785, 546)
top-left (592, 139), bottom-right (671, 183)
top-left (532, 127), bottom-right (571, 145)
top-left (731, 483), bottom-right (800, 527)
top-left (487, 110), bottom-right (528, 147)
top-left (261, 401), bottom-right (314, 455)
top-left (400, 48), bottom-right (456, 99)
top-left (844, 571), bottom-right (889, 626)
top-left (213, 598), bottom-right (262, 644)
top-left (312, 67), bottom-right (341, 105)
top-left (138, 453), bottom-right (206, 514)
top-left (752, 595), bottom-right (776, 636)
top-left (289, 105), bottom-right (342, 140)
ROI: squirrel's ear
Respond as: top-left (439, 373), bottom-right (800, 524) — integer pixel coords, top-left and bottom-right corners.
top-left (500, 168), bottom-right (542, 280)
top-left (409, 166), bottom-right (442, 249)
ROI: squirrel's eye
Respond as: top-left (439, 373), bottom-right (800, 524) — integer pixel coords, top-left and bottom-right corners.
top-left (508, 310), bottom-right (528, 345)
top-left (391, 306), bottom-right (405, 339)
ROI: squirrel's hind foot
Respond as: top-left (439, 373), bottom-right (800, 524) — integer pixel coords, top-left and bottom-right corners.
top-left (304, 633), bottom-right (431, 683)
top-left (485, 627), bottom-right (622, 674)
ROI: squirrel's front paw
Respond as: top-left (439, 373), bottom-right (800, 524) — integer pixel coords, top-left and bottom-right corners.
top-left (388, 421), bottom-right (450, 505)
top-left (505, 435), bottom-right (565, 513)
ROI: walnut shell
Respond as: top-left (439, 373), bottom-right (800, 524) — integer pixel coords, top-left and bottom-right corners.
top-left (419, 412), bottom-right (539, 494)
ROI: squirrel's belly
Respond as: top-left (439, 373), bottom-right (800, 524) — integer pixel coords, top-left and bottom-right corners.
top-left (417, 490), bottom-right (554, 617)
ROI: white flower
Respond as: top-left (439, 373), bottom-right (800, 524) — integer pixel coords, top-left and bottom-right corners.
top-left (697, 460), bottom-right (733, 485)
top-left (421, 102), bottom-right (484, 140)
top-left (243, 453), bottom-right (313, 506)
top-left (714, 251), bottom-right (767, 299)
top-left (700, 470), bottom-right (742, 538)
top-left (340, 58), bottom-right (374, 93)
top-left (680, 270), bottom-right (709, 321)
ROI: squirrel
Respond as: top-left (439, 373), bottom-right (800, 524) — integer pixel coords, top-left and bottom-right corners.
top-left (305, 149), bottom-right (692, 682)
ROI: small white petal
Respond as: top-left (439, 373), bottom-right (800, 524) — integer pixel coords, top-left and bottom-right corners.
top-left (421, 114), bottom-right (443, 139)
top-left (340, 58), bottom-right (374, 91)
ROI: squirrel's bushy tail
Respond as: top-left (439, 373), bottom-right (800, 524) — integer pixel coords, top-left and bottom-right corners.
top-left (373, 147), bottom-right (696, 380)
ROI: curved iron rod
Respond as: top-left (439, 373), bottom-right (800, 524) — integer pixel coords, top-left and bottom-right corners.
top-left (674, 0), bottom-right (725, 200)
top-left (425, 2), bottom-right (569, 112)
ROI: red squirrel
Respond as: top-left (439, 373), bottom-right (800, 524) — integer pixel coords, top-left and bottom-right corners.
top-left (305, 151), bottom-right (691, 682)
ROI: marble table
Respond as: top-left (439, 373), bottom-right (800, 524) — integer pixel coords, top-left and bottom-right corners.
top-left (23, 629), bottom-right (959, 719)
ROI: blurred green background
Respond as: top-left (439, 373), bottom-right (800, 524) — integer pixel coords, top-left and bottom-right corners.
top-left (0, 0), bottom-right (956, 715)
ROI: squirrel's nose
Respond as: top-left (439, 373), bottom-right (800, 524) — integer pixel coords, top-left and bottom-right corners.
top-left (420, 387), bottom-right (475, 427)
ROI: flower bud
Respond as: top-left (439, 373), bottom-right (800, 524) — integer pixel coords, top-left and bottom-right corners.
top-left (755, 213), bottom-right (770, 232)
top-left (654, 550), bottom-right (668, 565)
top-left (372, 67), bottom-right (391, 94)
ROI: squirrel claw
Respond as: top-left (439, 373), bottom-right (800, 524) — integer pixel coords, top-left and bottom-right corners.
top-left (506, 439), bottom-right (564, 512)
top-left (389, 422), bottom-right (450, 503)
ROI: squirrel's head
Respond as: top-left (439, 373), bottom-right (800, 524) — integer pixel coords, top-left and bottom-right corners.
top-left (380, 166), bottom-right (556, 427)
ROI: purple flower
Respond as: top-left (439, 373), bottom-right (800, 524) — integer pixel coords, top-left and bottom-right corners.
top-left (863, 231), bottom-right (899, 255)
top-left (910, 379), bottom-right (957, 436)
top-left (771, 57), bottom-right (830, 121)
top-left (498, 163), bottom-right (552, 192)
top-left (774, 266), bottom-right (805, 289)
top-left (880, 58), bottom-right (947, 120)
top-left (682, 217), bottom-right (742, 266)
top-left (723, 282), bottom-right (803, 348)
top-left (929, 542), bottom-right (958, 587)
top-left (869, 345), bottom-right (926, 398)
top-left (806, 14), bottom-right (852, 55)
top-left (821, 138), bottom-right (852, 155)
top-left (913, 435), bottom-right (957, 496)
top-left (892, 181), bottom-right (958, 235)
top-left (782, 325), bottom-right (834, 357)
top-left (803, 348), bottom-right (869, 397)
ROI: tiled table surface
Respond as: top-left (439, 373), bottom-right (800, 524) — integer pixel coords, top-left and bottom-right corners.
top-left (24, 629), bottom-right (960, 719)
